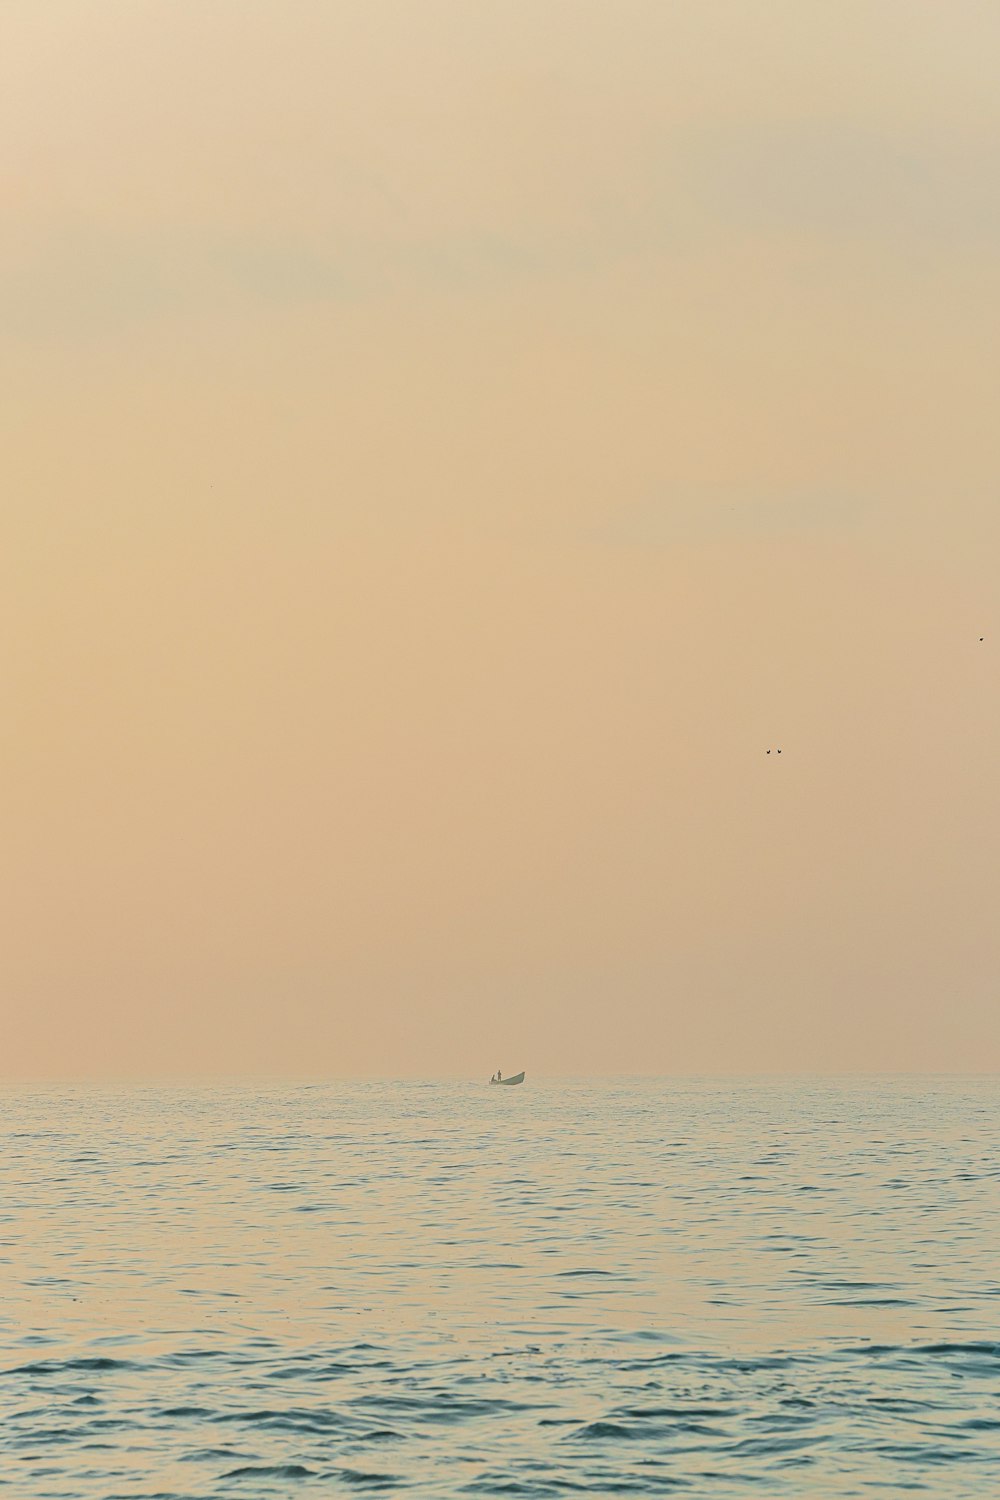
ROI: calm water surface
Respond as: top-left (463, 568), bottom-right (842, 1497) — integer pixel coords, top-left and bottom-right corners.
top-left (1, 1078), bottom-right (998, 1497)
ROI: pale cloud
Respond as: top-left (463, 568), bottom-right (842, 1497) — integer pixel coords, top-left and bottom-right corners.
top-left (586, 488), bottom-right (876, 549)
top-left (5, 2), bottom-right (1000, 343)
top-left (676, 122), bottom-right (1000, 247)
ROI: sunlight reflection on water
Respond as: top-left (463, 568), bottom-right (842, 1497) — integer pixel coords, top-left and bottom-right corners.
top-left (1, 1077), bottom-right (998, 1496)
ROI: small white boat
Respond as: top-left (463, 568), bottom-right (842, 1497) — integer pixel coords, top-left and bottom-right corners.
top-left (489, 1071), bottom-right (525, 1086)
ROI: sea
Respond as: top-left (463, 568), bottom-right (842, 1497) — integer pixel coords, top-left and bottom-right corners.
top-left (1, 1077), bottom-right (998, 1498)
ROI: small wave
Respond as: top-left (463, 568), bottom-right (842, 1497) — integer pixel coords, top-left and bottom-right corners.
top-left (333, 1471), bottom-right (403, 1490)
top-left (5, 1355), bottom-right (138, 1377)
top-left (266, 1360), bottom-right (355, 1379)
top-left (460, 1480), bottom-right (588, 1496)
top-left (179, 1446), bottom-right (254, 1463)
top-left (821, 1296), bottom-right (916, 1307)
top-left (613, 1405), bottom-right (730, 1420)
top-left (715, 1354), bottom-right (798, 1373)
top-left (163, 1348), bottom-right (227, 1366)
top-left (555, 1269), bottom-right (617, 1278)
top-left (572, 1420), bottom-right (642, 1441)
top-left (916, 1342), bottom-right (1000, 1358)
top-left (869, 1443), bottom-right (990, 1466)
top-left (723, 1433), bottom-right (828, 1459)
top-left (222, 1463), bottom-right (315, 1479)
top-left (846, 1341), bottom-right (1000, 1363)
top-left (353, 1393), bottom-right (536, 1422)
top-left (218, 1406), bottom-right (351, 1433)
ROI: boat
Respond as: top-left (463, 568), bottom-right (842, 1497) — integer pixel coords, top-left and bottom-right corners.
top-left (489, 1071), bottom-right (525, 1086)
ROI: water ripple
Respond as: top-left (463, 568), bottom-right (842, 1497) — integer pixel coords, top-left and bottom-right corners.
top-left (1, 1077), bottom-right (998, 1496)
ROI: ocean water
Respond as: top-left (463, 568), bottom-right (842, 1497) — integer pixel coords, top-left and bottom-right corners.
top-left (1, 1078), bottom-right (998, 1498)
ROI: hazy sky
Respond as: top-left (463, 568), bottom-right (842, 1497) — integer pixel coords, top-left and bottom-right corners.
top-left (3, 2), bottom-right (998, 1078)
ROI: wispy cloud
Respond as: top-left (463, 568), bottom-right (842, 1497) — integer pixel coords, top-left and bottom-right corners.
top-left (585, 486), bottom-right (875, 548)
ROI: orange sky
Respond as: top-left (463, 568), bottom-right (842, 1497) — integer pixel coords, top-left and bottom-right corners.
top-left (2, 2), bottom-right (998, 1078)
